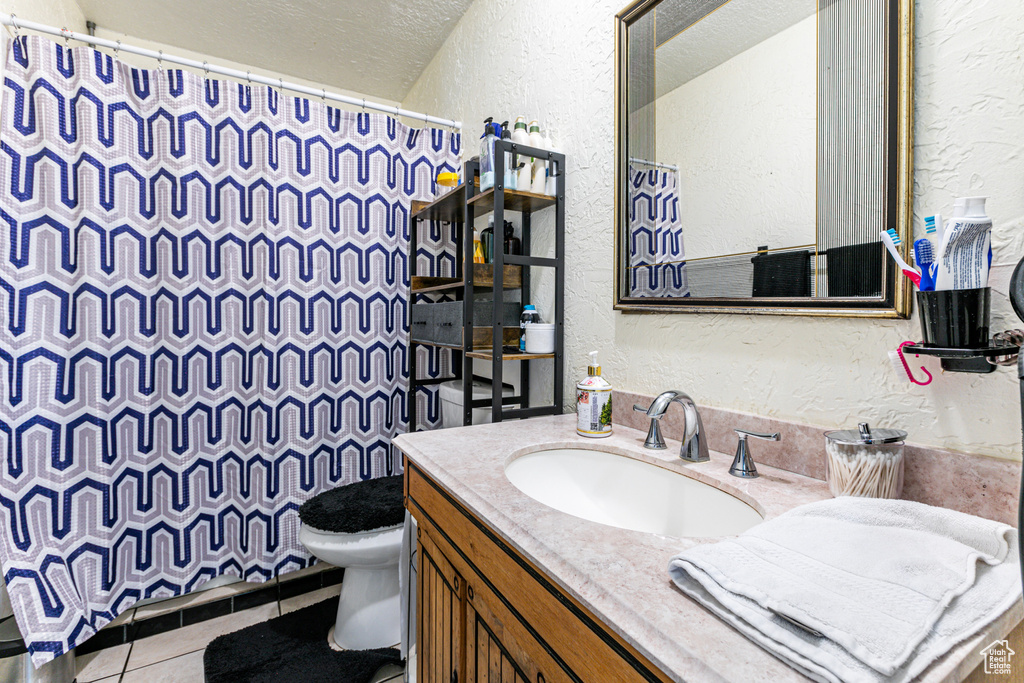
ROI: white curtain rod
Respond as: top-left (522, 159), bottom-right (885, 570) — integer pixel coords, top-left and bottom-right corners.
top-left (629, 157), bottom-right (678, 172)
top-left (0, 14), bottom-right (463, 130)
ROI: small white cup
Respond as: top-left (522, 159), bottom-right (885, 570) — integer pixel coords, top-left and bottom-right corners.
top-left (524, 323), bottom-right (555, 353)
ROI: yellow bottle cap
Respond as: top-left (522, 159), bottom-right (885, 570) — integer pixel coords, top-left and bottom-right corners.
top-left (436, 172), bottom-right (459, 187)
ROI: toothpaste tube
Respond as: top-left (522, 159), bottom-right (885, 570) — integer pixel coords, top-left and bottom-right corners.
top-left (934, 196), bottom-right (992, 290)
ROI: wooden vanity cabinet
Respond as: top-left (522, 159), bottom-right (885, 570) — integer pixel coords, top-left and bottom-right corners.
top-left (405, 460), bottom-right (675, 683)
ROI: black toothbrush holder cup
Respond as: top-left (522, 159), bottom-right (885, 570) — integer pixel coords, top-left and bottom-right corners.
top-left (917, 287), bottom-right (991, 349)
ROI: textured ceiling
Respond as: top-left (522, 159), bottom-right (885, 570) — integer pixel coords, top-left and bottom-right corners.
top-left (654, 0), bottom-right (816, 98)
top-left (76, 0), bottom-right (475, 101)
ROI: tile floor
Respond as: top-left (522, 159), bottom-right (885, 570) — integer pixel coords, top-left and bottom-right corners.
top-left (75, 580), bottom-right (404, 682)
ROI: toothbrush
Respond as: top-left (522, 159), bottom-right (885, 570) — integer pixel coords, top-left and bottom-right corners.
top-left (914, 238), bottom-right (936, 291)
top-left (923, 213), bottom-right (942, 242)
top-left (881, 229), bottom-right (921, 287)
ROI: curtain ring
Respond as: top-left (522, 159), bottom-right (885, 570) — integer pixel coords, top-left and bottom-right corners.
top-left (114, 39), bottom-right (120, 58)
top-left (423, 111), bottom-right (430, 125)
top-left (202, 61), bottom-right (209, 78)
top-left (61, 27), bottom-right (71, 48)
top-left (157, 49), bottom-right (163, 73)
top-left (246, 70), bottom-right (251, 84)
top-left (278, 77), bottom-right (284, 98)
top-left (321, 88), bottom-right (326, 103)
top-left (361, 98), bottom-right (367, 113)
top-left (9, 14), bottom-right (19, 39)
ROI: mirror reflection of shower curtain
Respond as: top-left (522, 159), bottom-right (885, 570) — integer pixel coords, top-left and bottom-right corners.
top-left (629, 167), bottom-right (690, 297)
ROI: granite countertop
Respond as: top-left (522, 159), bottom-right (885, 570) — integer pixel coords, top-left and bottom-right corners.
top-left (393, 415), bottom-right (1022, 683)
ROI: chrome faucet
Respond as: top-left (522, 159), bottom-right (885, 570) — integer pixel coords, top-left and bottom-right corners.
top-left (633, 390), bottom-right (710, 463)
top-left (730, 428), bottom-right (780, 478)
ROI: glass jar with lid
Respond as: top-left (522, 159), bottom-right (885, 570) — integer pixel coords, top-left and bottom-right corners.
top-left (823, 423), bottom-right (907, 499)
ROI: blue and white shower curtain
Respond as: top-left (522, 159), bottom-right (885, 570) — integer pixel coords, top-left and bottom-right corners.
top-left (0, 35), bottom-right (458, 664)
top-left (628, 167), bottom-right (689, 297)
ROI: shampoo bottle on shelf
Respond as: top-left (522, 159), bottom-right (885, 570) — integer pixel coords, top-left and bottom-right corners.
top-left (577, 351), bottom-right (612, 438)
top-left (512, 116), bottom-right (531, 191)
top-left (543, 128), bottom-right (560, 196)
top-left (528, 120), bottom-right (546, 194)
top-left (481, 216), bottom-right (495, 263)
top-left (500, 122), bottom-right (516, 190)
top-left (473, 228), bottom-right (485, 264)
top-left (479, 117), bottom-right (499, 191)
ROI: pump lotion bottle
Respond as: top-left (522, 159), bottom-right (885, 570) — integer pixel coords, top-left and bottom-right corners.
top-left (577, 351), bottom-right (612, 438)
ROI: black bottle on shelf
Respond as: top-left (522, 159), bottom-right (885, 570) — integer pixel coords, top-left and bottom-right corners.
top-left (503, 220), bottom-right (520, 256)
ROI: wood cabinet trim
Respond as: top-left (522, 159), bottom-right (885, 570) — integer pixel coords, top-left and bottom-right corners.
top-left (406, 460), bottom-right (674, 683)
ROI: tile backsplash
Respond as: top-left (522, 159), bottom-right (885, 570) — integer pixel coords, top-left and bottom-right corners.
top-left (613, 390), bottom-right (1020, 526)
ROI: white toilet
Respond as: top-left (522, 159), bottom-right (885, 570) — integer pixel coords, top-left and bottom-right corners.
top-left (298, 475), bottom-right (405, 650)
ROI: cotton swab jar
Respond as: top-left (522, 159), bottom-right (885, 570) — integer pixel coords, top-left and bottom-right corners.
top-left (823, 423), bottom-right (907, 499)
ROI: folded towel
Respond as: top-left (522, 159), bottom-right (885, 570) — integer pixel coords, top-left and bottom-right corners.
top-left (668, 498), bottom-right (1021, 683)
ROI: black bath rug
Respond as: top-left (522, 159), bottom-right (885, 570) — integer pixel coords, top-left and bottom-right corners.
top-left (203, 596), bottom-right (402, 683)
top-left (298, 474), bottom-right (405, 533)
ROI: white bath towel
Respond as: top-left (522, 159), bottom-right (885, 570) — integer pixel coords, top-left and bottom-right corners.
top-left (668, 498), bottom-right (1021, 683)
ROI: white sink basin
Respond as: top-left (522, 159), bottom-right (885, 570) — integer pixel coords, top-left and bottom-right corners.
top-left (505, 448), bottom-right (764, 538)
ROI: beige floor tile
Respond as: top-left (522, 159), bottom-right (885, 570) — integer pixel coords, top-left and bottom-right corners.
top-left (88, 677), bottom-right (121, 683)
top-left (125, 602), bottom-right (278, 671)
top-left (278, 561), bottom-right (334, 582)
top-left (75, 642), bottom-right (131, 682)
top-left (133, 579), bottom-right (272, 621)
top-left (121, 650), bottom-right (204, 683)
top-left (280, 584), bottom-right (341, 615)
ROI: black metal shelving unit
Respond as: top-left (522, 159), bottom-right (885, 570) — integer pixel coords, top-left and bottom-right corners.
top-left (408, 139), bottom-right (566, 429)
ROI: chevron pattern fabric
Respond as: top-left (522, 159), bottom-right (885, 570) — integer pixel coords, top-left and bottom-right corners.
top-left (0, 35), bottom-right (459, 664)
top-left (628, 167), bottom-right (689, 297)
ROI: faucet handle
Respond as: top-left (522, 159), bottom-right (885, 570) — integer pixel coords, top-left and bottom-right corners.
top-left (734, 428), bottom-right (780, 442)
top-left (730, 429), bottom-right (780, 478)
top-left (635, 403), bottom-right (666, 449)
top-left (633, 403), bottom-right (661, 418)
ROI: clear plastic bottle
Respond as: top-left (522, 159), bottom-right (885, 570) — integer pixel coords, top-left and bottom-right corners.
top-left (479, 117), bottom-right (499, 191)
top-left (500, 123), bottom-right (516, 190)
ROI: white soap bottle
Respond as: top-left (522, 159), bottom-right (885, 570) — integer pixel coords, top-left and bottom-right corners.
top-left (511, 116), bottom-right (532, 191)
top-left (543, 128), bottom-right (560, 197)
top-left (577, 351), bottom-right (612, 438)
top-left (528, 120), bottom-right (546, 194)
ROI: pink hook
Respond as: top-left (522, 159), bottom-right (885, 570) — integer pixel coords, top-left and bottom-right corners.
top-left (897, 341), bottom-right (933, 386)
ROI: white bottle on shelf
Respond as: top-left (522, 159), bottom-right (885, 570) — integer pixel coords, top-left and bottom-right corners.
top-left (511, 116), bottom-right (531, 192)
top-left (542, 128), bottom-right (560, 196)
top-left (528, 120), bottom-right (546, 194)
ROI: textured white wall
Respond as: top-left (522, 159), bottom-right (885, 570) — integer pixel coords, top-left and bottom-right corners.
top-left (404, 0), bottom-right (1024, 460)
top-left (0, 0), bottom-right (86, 33)
top-left (0, 0), bottom-right (394, 111)
top-left (656, 15), bottom-right (816, 260)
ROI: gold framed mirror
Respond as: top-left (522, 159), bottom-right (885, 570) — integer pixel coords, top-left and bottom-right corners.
top-left (614, 0), bottom-right (913, 317)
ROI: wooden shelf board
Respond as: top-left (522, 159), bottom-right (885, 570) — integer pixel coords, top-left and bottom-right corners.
top-left (411, 277), bottom-right (463, 294)
top-left (465, 351), bottom-right (555, 361)
top-left (412, 185), bottom-right (466, 222)
top-left (411, 339), bottom-right (463, 351)
top-left (468, 188), bottom-right (556, 217)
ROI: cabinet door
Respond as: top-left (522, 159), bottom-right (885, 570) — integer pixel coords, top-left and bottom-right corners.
top-left (418, 530), bottom-right (464, 683)
top-left (465, 601), bottom-right (531, 683)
